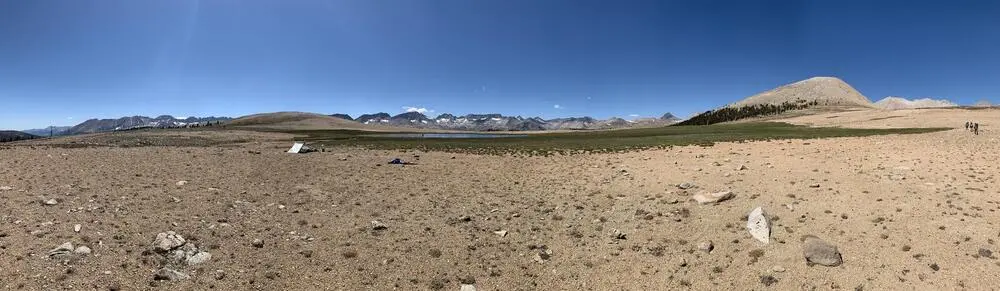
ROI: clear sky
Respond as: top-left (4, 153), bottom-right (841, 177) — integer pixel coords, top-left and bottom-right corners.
top-left (2, 0), bottom-right (999, 130)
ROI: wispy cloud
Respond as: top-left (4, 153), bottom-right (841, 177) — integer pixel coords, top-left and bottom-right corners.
top-left (628, 114), bottom-right (640, 117)
top-left (553, 104), bottom-right (562, 109)
top-left (66, 117), bottom-right (74, 120)
top-left (403, 106), bottom-right (434, 114)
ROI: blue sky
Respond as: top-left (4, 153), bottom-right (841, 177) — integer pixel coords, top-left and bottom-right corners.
top-left (2, 0), bottom-right (999, 130)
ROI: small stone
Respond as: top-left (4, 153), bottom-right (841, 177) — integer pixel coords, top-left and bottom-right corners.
top-left (74, 246), bottom-right (92, 255)
top-left (153, 268), bottom-right (190, 281)
top-left (49, 242), bottom-right (74, 257)
top-left (175, 180), bottom-right (188, 186)
top-left (678, 182), bottom-right (695, 190)
top-left (737, 164), bottom-right (748, 171)
top-left (74, 224), bottom-right (81, 233)
top-left (458, 215), bottom-right (472, 222)
top-left (460, 284), bottom-right (477, 291)
top-left (533, 252), bottom-right (550, 263)
top-left (493, 230), bottom-right (508, 237)
top-left (809, 184), bottom-right (820, 188)
top-left (667, 198), bottom-right (679, 204)
top-left (186, 251), bottom-right (212, 265)
top-left (760, 275), bottom-right (779, 286)
top-left (43, 198), bottom-right (59, 205)
top-left (171, 196), bottom-right (181, 203)
top-left (371, 220), bottom-right (388, 230)
top-left (802, 235), bottom-right (843, 266)
top-left (747, 207), bottom-right (771, 244)
top-left (979, 248), bottom-right (993, 259)
top-left (698, 241), bottom-right (714, 253)
top-left (251, 239), bottom-right (265, 248)
top-left (611, 229), bottom-right (627, 240)
top-left (692, 191), bottom-right (734, 205)
top-left (929, 263), bottom-right (940, 271)
top-left (770, 266), bottom-right (786, 273)
top-left (153, 231), bottom-right (186, 252)
top-left (0, 186), bottom-right (12, 191)
top-left (277, 204), bottom-right (286, 210)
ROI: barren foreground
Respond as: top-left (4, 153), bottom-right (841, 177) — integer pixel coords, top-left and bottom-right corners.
top-left (2, 117), bottom-right (1000, 290)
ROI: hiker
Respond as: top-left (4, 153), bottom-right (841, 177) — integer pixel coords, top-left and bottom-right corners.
top-left (974, 123), bottom-right (979, 135)
top-left (966, 122), bottom-right (970, 131)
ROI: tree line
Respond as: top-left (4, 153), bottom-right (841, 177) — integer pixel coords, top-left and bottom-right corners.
top-left (675, 100), bottom-right (820, 126)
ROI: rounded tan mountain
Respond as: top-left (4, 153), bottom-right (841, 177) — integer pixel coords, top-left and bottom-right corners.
top-left (730, 77), bottom-right (874, 108)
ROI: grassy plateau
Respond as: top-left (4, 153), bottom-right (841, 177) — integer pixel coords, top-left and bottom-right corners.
top-left (278, 122), bottom-right (947, 155)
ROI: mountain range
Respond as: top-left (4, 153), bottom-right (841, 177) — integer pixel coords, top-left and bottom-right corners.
top-left (63, 115), bottom-right (232, 135)
top-left (332, 112), bottom-right (680, 131)
top-left (0, 130), bottom-right (39, 142)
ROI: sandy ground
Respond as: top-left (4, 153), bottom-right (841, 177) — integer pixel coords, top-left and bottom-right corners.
top-left (777, 107), bottom-right (998, 130)
top-left (2, 112), bottom-right (1000, 290)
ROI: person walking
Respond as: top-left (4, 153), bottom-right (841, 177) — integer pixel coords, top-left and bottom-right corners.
top-left (974, 123), bottom-right (980, 135)
top-left (966, 121), bottom-right (970, 131)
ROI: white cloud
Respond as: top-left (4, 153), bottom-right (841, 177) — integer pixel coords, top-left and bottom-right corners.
top-left (586, 96), bottom-right (592, 100)
top-left (628, 114), bottom-right (640, 117)
top-left (553, 104), bottom-right (562, 109)
top-left (403, 106), bottom-right (433, 114)
top-left (66, 117), bottom-right (74, 120)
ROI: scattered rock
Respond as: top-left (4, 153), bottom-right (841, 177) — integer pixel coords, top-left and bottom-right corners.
top-left (186, 251), bottom-right (212, 265)
top-left (371, 220), bottom-right (388, 230)
top-left (678, 182), bottom-right (695, 190)
top-left (611, 229), bottom-right (627, 240)
top-left (809, 184), bottom-right (820, 188)
top-left (760, 275), bottom-right (779, 286)
top-left (697, 241), bottom-right (714, 253)
top-left (43, 198), bottom-right (59, 206)
top-left (48, 242), bottom-right (74, 258)
top-left (692, 191), bottom-right (734, 205)
top-left (737, 164), bottom-right (748, 171)
top-left (0, 186), bottom-right (12, 191)
top-left (153, 268), bottom-right (190, 281)
top-left (929, 263), bottom-right (940, 271)
top-left (153, 231), bottom-right (186, 252)
top-left (979, 248), bottom-right (994, 259)
top-left (802, 235), bottom-right (843, 266)
top-left (73, 224), bottom-right (81, 233)
top-left (175, 180), bottom-right (188, 186)
top-left (460, 284), bottom-right (477, 291)
top-left (493, 230), bottom-right (508, 237)
top-left (74, 246), bottom-right (92, 255)
top-left (251, 239), bottom-right (265, 248)
top-left (533, 249), bottom-right (552, 263)
top-left (746, 207), bottom-right (771, 244)
top-left (458, 215), bottom-right (472, 222)
top-left (770, 266), bottom-right (786, 273)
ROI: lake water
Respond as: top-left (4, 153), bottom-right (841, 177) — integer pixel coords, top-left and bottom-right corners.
top-left (369, 133), bottom-right (528, 139)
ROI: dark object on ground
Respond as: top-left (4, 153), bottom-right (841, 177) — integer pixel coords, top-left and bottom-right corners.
top-left (388, 158), bottom-right (416, 165)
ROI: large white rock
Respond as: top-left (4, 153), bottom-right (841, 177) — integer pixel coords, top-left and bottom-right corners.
top-left (746, 207), bottom-right (771, 244)
top-left (186, 251), bottom-right (212, 265)
top-left (802, 235), bottom-right (842, 266)
top-left (460, 284), bottom-right (477, 291)
top-left (692, 191), bottom-right (734, 205)
top-left (153, 231), bottom-right (186, 252)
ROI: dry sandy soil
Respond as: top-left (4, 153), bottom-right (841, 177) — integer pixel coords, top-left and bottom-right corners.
top-left (2, 108), bottom-right (1000, 290)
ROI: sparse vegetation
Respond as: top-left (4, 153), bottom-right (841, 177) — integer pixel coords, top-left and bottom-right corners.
top-left (281, 122), bottom-right (946, 155)
top-left (676, 100), bottom-right (820, 126)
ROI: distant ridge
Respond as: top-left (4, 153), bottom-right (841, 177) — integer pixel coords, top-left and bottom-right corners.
top-left (0, 131), bottom-right (39, 142)
top-left (874, 97), bottom-right (957, 110)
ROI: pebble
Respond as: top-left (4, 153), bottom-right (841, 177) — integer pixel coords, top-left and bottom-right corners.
top-left (251, 239), bottom-right (265, 248)
top-left (43, 198), bottom-right (59, 206)
top-left (770, 266), bottom-right (786, 273)
top-left (611, 229), bottom-right (627, 240)
top-left (747, 207), bottom-right (771, 244)
top-left (493, 230), bottom-right (508, 237)
top-left (460, 284), bottom-right (477, 291)
top-left (809, 184), bottom-right (820, 188)
top-left (371, 220), bottom-right (388, 230)
top-left (737, 164), bottom-right (748, 171)
top-left (175, 180), bottom-right (188, 186)
top-left (153, 268), bottom-right (190, 281)
top-left (153, 231), bottom-right (187, 252)
top-left (678, 182), bottom-right (695, 189)
top-left (48, 242), bottom-right (74, 257)
top-left (692, 191), bottom-right (734, 205)
top-left (0, 186), bottom-right (12, 191)
top-left (74, 224), bottom-right (81, 233)
top-left (697, 241), bottom-right (714, 253)
top-left (802, 235), bottom-right (843, 266)
top-left (186, 251), bottom-right (212, 265)
top-left (74, 246), bottom-right (92, 255)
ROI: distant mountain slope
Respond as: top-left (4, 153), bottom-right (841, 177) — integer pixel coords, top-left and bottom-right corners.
top-left (21, 126), bottom-right (72, 137)
top-left (0, 131), bottom-right (39, 142)
top-left (229, 111), bottom-right (412, 131)
top-left (731, 77), bottom-right (874, 108)
top-left (65, 115), bottom-right (231, 135)
top-left (329, 114), bottom-right (353, 121)
top-left (874, 97), bottom-right (957, 109)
